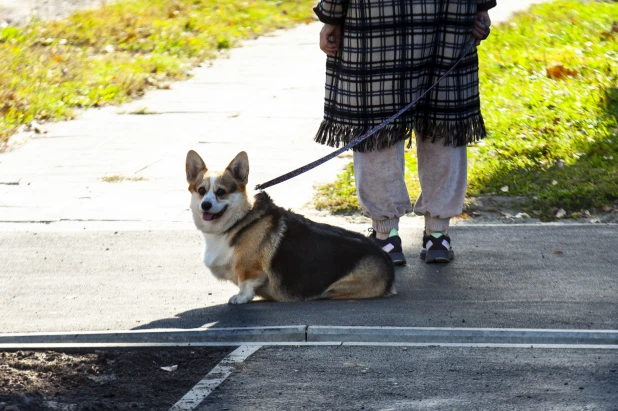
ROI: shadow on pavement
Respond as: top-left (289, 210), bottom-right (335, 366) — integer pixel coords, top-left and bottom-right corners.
top-left (134, 225), bottom-right (618, 331)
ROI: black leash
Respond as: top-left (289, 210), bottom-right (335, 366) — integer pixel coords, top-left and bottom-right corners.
top-left (255, 39), bottom-right (476, 191)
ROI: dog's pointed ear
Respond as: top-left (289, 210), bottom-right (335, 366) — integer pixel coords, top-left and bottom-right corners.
top-left (186, 150), bottom-right (207, 183)
top-left (226, 151), bottom-right (249, 185)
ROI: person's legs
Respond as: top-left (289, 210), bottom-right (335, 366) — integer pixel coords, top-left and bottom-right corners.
top-left (353, 140), bottom-right (413, 235)
top-left (353, 140), bottom-right (412, 264)
top-left (414, 135), bottom-right (467, 262)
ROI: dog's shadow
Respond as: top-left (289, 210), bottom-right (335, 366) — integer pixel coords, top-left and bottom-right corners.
top-left (132, 263), bottom-right (460, 331)
top-left (132, 297), bottom-right (401, 330)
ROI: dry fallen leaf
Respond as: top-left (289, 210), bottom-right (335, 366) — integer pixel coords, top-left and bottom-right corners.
top-left (553, 250), bottom-right (564, 255)
top-left (546, 65), bottom-right (578, 80)
top-left (600, 31), bottom-right (615, 41)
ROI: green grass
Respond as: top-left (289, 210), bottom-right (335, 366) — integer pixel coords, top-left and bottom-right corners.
top-left (314, 162), bottom-right (359, 214)
top-left (0, 0), bottom-right (315, 145)
top-left (314, 0), bottom-right (618, 220)
top-left (470, 0), bottom-right (618, 220)
top-left (314, 150), bottom-right (421, 214)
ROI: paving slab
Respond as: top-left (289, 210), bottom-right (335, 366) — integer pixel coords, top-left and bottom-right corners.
top-left (1, 225), bottom-right (616, 333)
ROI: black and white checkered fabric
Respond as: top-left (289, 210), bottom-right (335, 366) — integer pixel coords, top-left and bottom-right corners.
top-left (314, 0), bottom-right (497, 151)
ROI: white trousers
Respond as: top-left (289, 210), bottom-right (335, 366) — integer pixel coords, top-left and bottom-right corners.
top-left (353, 138), bottom-right (467, 233)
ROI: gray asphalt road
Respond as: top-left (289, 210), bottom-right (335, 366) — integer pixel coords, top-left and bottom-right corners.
top-left (200, 346), bottom-right (618, 411)
top-left (1, 224), bottom-right (616, 333)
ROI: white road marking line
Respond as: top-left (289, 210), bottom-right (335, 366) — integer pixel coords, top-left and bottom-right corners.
top-left (341, 342), bottom-right (618, 349)
top-left (2, 326), bottom-right (617, 347)
top-left (308, 325), bottom-right (618, 333)
top-left (2, 341), bottom-right (617, 350)
top-left (0, 342), bottom-right (342, 350)
top-left (309, 326), bottom-right (618, 345)
top-left (169, 345), bottom-right (261, 411)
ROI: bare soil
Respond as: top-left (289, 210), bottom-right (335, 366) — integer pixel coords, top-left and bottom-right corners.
top-left (305, 194), bottom-right (618, 228)
top-left (0, 348), bottom-right (231, 410)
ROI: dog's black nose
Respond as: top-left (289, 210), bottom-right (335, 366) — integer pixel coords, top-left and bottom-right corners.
top-left (201, 201), bottom-right (212, 211)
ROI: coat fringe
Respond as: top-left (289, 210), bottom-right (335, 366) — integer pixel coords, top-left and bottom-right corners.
top-left (314, 115), bottom-right (487, 152)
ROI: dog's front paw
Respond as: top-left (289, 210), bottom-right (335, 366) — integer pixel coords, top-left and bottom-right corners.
top-left (228, 293), bottom-right (252, 304)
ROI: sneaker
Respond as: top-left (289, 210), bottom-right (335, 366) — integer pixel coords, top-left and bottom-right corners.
top-left (369, 228), bottom-right (407, 266)
top-left (420, 231), bottom-right (454, 263)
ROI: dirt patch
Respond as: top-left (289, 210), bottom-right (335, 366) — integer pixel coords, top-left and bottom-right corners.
top-left (459, 195), bottom-right (618, 224)
top-left (304, 195), bottom-right (618, 228)
top-left (0, 347), bottom-right (232, 410)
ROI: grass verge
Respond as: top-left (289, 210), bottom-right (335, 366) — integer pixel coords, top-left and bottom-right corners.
top-left (0, 0), bottom-right (315, 146)
top-left (314, 0), bottom-right (618, 221)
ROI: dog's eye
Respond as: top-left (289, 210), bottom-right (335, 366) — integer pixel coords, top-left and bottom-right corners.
top-left (215, 188), bottom-right (226, 197)
top-left (198, 187), bottom-right (206, 196)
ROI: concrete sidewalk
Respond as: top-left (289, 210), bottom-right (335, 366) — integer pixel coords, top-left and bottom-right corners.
top-left (0, 0), bottom-right (548, 229)
top-left (0, 23), bottom-right (347, 226)
top-left (0, 0), bottom-right (105, 26)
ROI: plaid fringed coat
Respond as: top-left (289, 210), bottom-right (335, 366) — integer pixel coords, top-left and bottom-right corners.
top-left (314, 0), bottom-right (497, 152)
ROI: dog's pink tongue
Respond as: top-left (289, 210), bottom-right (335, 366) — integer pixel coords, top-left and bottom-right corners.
top-left (202, 213), bottom-right (215, 221)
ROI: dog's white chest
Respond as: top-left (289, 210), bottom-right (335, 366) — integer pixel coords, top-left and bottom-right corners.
top-left (202, 234), bottom-right (235, 280)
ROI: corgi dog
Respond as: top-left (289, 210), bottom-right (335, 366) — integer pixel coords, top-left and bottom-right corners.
top-left (185, 150), bottom-right (396, 304)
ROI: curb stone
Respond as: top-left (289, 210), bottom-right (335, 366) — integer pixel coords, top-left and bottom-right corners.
top-left (0, 326), bottom-right (307, 345)
top-left (307, 326), bottom-right (618, 345)
top-left (1, 326), bottom-right (617, 347)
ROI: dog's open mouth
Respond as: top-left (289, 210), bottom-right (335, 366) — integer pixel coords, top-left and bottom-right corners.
top-left (202, 205), bottom-right (227, 222)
